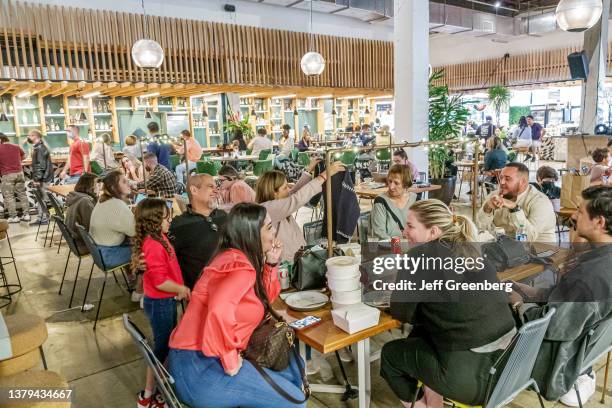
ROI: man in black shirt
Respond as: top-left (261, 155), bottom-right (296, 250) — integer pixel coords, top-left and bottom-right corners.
top-left (168, 173), bottom-right (227, 289)
top-left (475, 116), bottom-right (496, 143)
top-left (27, 130), bottom-right (53, 224)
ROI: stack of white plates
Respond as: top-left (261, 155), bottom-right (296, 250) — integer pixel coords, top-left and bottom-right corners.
top-left (325, 256), bottom-right (362, 309)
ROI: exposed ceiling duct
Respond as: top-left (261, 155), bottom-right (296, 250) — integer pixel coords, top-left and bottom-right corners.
top-left (246, 1), bottom-right (599, 41)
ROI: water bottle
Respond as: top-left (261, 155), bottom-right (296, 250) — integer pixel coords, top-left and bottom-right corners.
top-left (515, 224), bottom-right (527, 242)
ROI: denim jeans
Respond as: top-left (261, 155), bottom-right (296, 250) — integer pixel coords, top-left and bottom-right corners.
top-left (168, 349), bottom-right (307, 408)
top-left (64, 175), bottom-right (81, 184)
top-left (98, 242), bottom-right (132, 269)
top-left (175, 161), bottom-right (196, 184)
top-left (143, 297), bottom-right (177, 363)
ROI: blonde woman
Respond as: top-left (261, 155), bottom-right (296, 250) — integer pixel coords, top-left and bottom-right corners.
top-left (381, 199), bottom-right (516, 408)
top-left (255, 160), bottom-right (344, 262)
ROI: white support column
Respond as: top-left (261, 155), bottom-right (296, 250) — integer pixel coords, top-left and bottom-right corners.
top-left (394, 0), bottom-right (429, 175)
top-left (579, 0), bottom-right (610, 134)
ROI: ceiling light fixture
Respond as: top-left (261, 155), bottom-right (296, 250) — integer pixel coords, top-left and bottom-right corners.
top-left (132, 0), bottom-right (164, 68)
top-left (364, 107), bottom-right (370, 115)
top-left (16, 91), bottom-right (31, 98)
top-left (275, 94), bottom-right (297, 99)
top-left (242, 93), bottom-right (259, 98)
top-left (83, 91), bottom-right (101, 98)
top-left (251, 108), bottom-right (256, 116)
top-left (494, 2), bottom-right (501, 8)
top-left (140, 92), bottom-right (160, 98)
top-left (79, 111), bottom-right (87, 121)
top-left (555, 0), bottom-right (603, 32)
top-left (300, 0), bottom-right (325, 76)
top-left (332, 109), bottom-right (337, 116)
top-left (191, 92), bottom-right (214, 99)
top-left (293, 107), bottom-right (299, 116)
top-left (369, 95), bottom-right (394, 100)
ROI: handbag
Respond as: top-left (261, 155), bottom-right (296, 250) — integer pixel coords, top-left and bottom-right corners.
top-left (482, 235), bottom-right (531, 272)
top-left (292, 246), bottom-right (344, 290)
top-left (243, 307), bottom-right (310, 404)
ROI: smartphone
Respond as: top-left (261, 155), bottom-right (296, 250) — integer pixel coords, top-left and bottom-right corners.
top-left (288, 315), bottom-right (321, 331)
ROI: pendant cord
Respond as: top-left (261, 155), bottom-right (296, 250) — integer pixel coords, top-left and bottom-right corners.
top-left (309, 0), bottom-right (313, 52)
top-left (142, 0), bottom-right (149, 39)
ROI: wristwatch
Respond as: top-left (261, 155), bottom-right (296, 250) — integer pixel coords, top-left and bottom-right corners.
top-left (509, 206), bottom-right (521, 213)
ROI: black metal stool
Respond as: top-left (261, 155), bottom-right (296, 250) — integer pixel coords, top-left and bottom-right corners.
top-left (0, 219), bottom-right (22, 308)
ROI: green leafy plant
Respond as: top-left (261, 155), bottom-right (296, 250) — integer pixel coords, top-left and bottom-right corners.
top-left (428, 70), bottom-right (469, 179)
top-left (488, 85), bottom-right (511, 126)
top-left (223, 100), bottom-right (253, 141)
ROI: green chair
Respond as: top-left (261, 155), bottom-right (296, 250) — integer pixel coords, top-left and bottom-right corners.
top-left (253, 159), bottom-right (274, 177)
top-left (246, 148), bottom-right (252, 155)
top-left (290, 148), bottom-right (299, 162)
top-left (297, 152), bottom-right (311, 167)
top-left (339, 151), bottom-right (357, 167)
top-left (258, 149), bottom-right (272, 161)
top-left (195, 160), bottom-right (219, 176)
top-left (170, 155), bottom-right (181, 171)
top-left (90, 160), bottom-right (104, 175)
top-left (200, 153), bottom-right (211, 161)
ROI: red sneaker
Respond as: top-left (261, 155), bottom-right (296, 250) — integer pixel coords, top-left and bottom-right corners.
top-left (137, 390), bottom-right (165, 408)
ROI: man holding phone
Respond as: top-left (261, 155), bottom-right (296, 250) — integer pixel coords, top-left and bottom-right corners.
top-left (136, 153), bottom-right (177, 198)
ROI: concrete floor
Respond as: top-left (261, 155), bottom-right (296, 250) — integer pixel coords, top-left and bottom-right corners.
top-left (0, 163), bottom-right (609, 407)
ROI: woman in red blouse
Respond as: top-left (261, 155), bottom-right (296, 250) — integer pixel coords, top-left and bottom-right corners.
top-left (168, 203), bottom-right (306, 408)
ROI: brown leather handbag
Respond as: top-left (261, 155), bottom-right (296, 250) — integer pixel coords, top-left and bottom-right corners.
top-left (243, 307), bottom-right (310, 404)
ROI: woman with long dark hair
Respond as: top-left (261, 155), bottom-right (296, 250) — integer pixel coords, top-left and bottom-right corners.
top-left (64, 172), bottom-right (98, 252)
top-left (168, 203), bottom-right (306, 408)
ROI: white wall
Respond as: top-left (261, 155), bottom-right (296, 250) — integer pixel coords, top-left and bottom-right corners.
top-left (29, 0), bottom-right (393, 41)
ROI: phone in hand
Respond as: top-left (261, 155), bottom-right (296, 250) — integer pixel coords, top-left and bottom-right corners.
top-left (288, 315), bottom-right (322, 331)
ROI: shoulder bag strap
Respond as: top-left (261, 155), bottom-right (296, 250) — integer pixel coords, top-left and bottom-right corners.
top-left (518, 127), bottom-right (526, 138)
top-left (249, 347), bottom-right (310, 404)
top-left (374, 196), bottom-right (404, 231)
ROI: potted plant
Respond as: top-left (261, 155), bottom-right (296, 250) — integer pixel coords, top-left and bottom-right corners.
top-left (428, 70), bottom-right (469, 205)
top-left (223, 106), bottom-right (253, 148)
top-left (488, 85), bottom-right (511, 127)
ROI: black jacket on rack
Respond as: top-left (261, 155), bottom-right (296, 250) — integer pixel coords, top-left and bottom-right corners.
top-left (322, 170), bottom-right (360, 244)
top-left (31, 141), bottom-right (54, 183)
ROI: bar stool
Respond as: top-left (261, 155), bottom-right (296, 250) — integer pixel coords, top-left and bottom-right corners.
top-left (0, 219), bottom-right (21, 309)
top-left (0, 313), bottom-right (48, 376)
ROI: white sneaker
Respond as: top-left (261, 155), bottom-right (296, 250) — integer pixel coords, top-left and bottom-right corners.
top-left (560, 372), bottom-right (596, 407)
top-left (7, 216), bottom-right (20, 223)
top-left (306, 359), bottom-right (320, 375)
top-left (21, 214), bottom-right (31, 222)
top-left (130, 291), bottom-right (143, 303)
top-left (338, 347), bottom-right (354, 363)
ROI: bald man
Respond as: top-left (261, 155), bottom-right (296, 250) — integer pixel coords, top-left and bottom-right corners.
top-left (168, 174), bottom-right (228, 288)
top-left (477, 162), bottom-right (556, 242)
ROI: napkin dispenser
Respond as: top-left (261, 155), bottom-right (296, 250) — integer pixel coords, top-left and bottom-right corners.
top-left (331, 303), bottom-right (381, 334)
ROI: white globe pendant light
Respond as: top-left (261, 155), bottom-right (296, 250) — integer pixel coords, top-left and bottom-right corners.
top-left (301, 0), bottom-right (325, 76)
top-left (555, 0), bottom-right (603, 33)
top-left (132, 0), bottom-right (164, 68)
top-left (301, 52), bottom-right (325, 76)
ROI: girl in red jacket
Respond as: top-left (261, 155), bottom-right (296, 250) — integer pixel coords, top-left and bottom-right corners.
top-left (132, 198), bottom-right (190, 408)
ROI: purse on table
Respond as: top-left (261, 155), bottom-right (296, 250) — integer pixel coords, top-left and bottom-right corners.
top-left (292, 246), bottom-right (344, 290)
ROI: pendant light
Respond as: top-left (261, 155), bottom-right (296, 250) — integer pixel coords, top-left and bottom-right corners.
top-left (293, 107), bottom-right (299, 116)
top-left (79, 111), bottom-right (87, 122)
top-left (251, 108), bottom-right (256, 117)
top-left (364, 107), bottom-right (370, 115)
top-left (332, 108), bottom-right (337, 116)
top-left (144, 108), bottom-right (152, 119)
top-left (300, 1), bottom-right (325, 76)
top-left (132, 0), bottom-right (165, 68)
top-left (555, 0), bottom-right (603, 32)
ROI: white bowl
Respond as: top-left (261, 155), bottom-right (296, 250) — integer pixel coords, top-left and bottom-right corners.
top-left (326, 256), bottom-right (360, 277)
top-left (327, 277), bottom-right (361, 292)
top-left (332, 299), bottom-right (362, 310)
top-left (331, 288), bottom-right (362, 304)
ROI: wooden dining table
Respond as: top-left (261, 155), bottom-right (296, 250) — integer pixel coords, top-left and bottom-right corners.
top-left (355, 182), bottom-right (441, 199)
top-left (47, 184), bottom-right (75, 198)
top-left (272, 298), bottom-right (400, 408)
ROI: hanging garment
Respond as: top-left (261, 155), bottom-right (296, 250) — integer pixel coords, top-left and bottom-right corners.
top-left (322, 171), bottom-right (360, 244)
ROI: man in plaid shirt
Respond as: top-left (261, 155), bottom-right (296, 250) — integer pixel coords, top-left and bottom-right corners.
top-left (138, 152), bottom-right (178, 198)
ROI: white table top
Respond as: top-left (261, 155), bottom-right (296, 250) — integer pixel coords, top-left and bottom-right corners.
top-left (208, 155), bottom-right (259, 162)
top-left (0, 313), bottom-right (12, 360)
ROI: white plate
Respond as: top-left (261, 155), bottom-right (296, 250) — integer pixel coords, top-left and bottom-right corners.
top-left (284, 291), bottom-right (329, 312)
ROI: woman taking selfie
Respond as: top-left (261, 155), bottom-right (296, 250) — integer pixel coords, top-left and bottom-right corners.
top-left (369, 164), bottom-right (416, 240)
top-left (168, 203), bottom-right (306, 408)
top-left (255, 160), bottom-right (344, 262)
top-left (380, 199), bottom-right (516, 408)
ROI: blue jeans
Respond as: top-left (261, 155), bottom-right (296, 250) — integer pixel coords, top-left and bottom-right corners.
top-left (175, 161), bottom-right (196, 184)
top-left (168, 349), bottom-right (307, 408)
top-left (98, 242), bottom-right (132, 269)
top-left (64, 175), bottom-right (81, 184)
top-left (143, 297), bottom-right (177, 363)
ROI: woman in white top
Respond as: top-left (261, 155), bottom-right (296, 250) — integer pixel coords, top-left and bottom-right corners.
top-left (512, 116), bottom-right (532, 148)
top-left (247, 127), bottom-right (273, 158)
top-left (91, 133), bottom-right (119, 170)
top-left (90, 170), bottom-right (135, 268)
